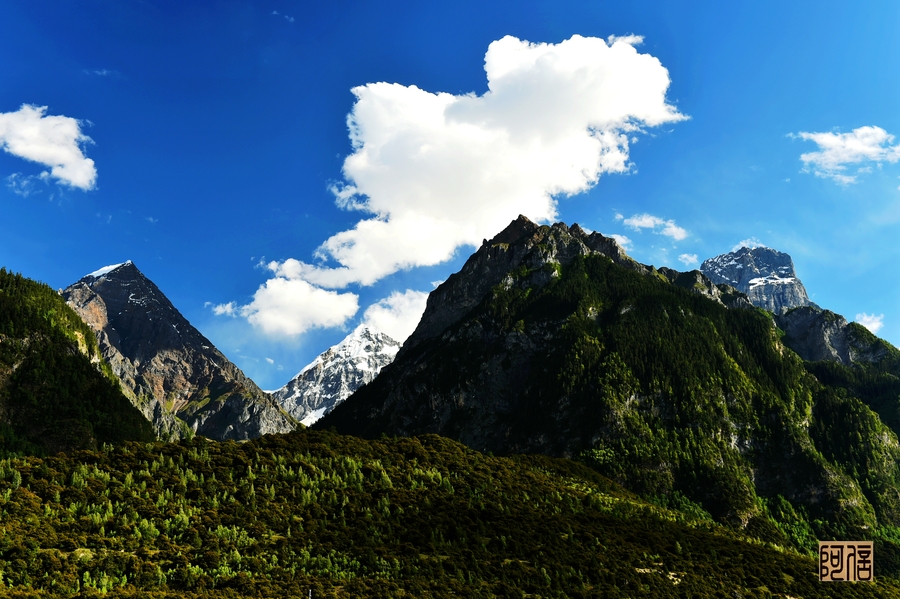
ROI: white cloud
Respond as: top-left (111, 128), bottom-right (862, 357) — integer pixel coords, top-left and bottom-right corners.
top-left (678, 253), bottom-right (698, 267)
top-left (0, 104), bottom-right (97, 190)
top-left (236, 278), bottom-right (359, 337)
top-left (622, 213), bottom-right (688, 241)
top-left (5, 172), bottom-right (48, 197)
top-left (731, 238), bottom-right (766, 252)
top-left (211, 302), bottom-right (237, 317)
top-left (608, 233), bottom-right (632, 250)
top-left (793, 126), bottom-right (900, 185)
top-left (221, 34), bottom-right (685, 339)
top-left (83, 69), bottom-right (118, 77)
top-left (265, 357), bottom-right (275, 364)
top-left (362, 289), bottom-right (429, 343)
top-left (855, 313), bottom-right (884, 335)
top-left (269, 34), bottom-right (685, 289)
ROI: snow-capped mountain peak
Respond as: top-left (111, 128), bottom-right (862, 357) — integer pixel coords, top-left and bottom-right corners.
top-left (270, 324), bottom-right (401, 426)
top-left (700, 246), bottom-right (818, 314)
top-left (84, 260), bottom-right (133, 280)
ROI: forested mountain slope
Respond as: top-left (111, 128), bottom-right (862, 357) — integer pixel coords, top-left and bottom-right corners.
top-left (0, 429), bottom-right (897, 597)
top-left (0, 268), bottom-right (155, 455)
top-left (319, 217), bottom-right (900, 552)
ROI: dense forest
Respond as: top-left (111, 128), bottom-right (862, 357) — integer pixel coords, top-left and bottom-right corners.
top-left (0, 429), bottom-right (898, 598)
top-left (0, 268), bottom-right (155, 455)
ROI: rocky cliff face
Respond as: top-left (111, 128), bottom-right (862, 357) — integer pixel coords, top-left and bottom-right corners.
top-left (62, 261), bottom-right (295, 441)
top-left (270, 325), bottom-right (399, 426)
top-left (700, 246), bottom-right (818, 314)
top-left (775, 306), bottom-right (893, 366)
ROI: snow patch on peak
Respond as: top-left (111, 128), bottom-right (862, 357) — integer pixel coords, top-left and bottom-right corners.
top-left (85, 260), bottom-right (133, 279)
top-left (748, 275), bottom-right (796, 288)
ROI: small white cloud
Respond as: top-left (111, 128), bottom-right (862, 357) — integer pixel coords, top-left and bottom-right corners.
top-left (265, 357), bottom-right (275, 364)
top-left (607, 34), bottom-right (644, 46)
top-left (855, 313), bottom-right (884, 334)
top-left (362, 289), bottom-right (429, 343)
top-left (792, 126), bottom-right (900, 185)
top-left (614, 212), bottom-right (624, 221)
top-left (211, 302), bottom-right (237, 317)
top-left (83, 69), bottom-right (118, 77)
top-left (271, 10), bottom-right (294, 22)
top-left (0, 104), bottom-right (97, 190)
top-left (622, 213), bottom-right (688, 241)
top-left (430, 280), bottom-right (444, 288)
top-left (731, 238), bottom-right (766, 252)
top-left (678, 253), bottom-right (698, 267)
top-left (661, 222), bottom-right (688, 241)
top-left (146, 216), bottom-right (158, 224)
top-left (238, 278), bottom-right (358, 337)
top-left (608, 233), bottom-right (632, 250)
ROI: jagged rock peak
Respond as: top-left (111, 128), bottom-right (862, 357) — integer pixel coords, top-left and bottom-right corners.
top-left (403, 215), bottom-right (644, 355)
top-left (270, 324), bottom-right (400, 426)
top-left (62, 262), bottom-right (295, 441)
top-left (700, 245), bottom-right (818, 314)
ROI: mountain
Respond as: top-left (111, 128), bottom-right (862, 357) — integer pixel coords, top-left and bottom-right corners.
top-left (269, 324), bottom-right (400, 426)
top-left (0, 267), bottom-right (155, 454)
top-left (319, 216), bottom-right (900, 551)
top-left (700, 245), bottom-right (818, 314)
top-left (62, 261), bottom-right (295, 441)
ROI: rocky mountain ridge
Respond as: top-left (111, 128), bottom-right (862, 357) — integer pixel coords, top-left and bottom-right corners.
top-left (270, 324), bottom-right (400, 426)
top-left (62, 261), bottom-right (295, 441)
top-left (401, 215), bottom-right (739, 358)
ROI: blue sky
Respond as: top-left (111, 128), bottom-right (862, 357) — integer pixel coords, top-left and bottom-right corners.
top-left (2, 1), bottom-right (899, 390)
